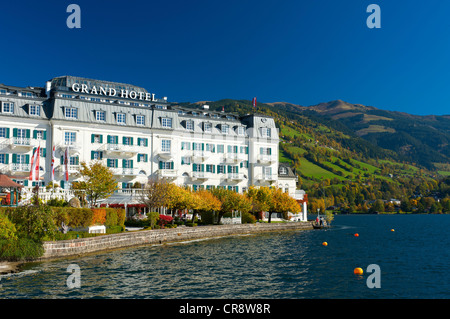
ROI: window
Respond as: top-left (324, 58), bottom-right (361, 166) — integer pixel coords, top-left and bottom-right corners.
top-left (162, 117), bottom-right (172, 128)
top-left (2, 102), bottom-right (14, 113)
top-left (64, 132), bottom-right (76, 145)
top-left (260, 147), bottom-right (272, 155)
top-left (65, 107), bottom-right (78, 119)
top-left (261, 127), bottom-right (271, 138)
top-left (137, 154), bottom-right (148, 162)
top-left (217, 144), bottom-right (224, 153)
top-left (123, 159), bottom-right (133, 168)
top-left (161, 139), bottom-right (171, 152)
top-left (91, 151), bottom-right (103, 160)
top-left (263, 167), bottom-right (272, 177)
top-left (96, 110), bottom-right (106, 122)
top-left (159, 161), bottom-right (173, 170)
top-left (217, 165), bottom-right (226, 174)
top-left (34, 130), bottom-right (46, 140)
top-left (206, 164), bottom-right (215, 173)
top-left (0, 127), bottom-right (8, 138)
top-left (221, 124), bottom-right (229, 134)
top-left (203, 122), bottom-right (212, 133)
top-left (137, 138), bottom-right (148, 147)
top-left (29, 105), bottom-right (40, 116)
top-left (181, 156), bottom-right (191, 165)
top-left (206, 143), bottom-right (215, 153)
top-left (181, 142), bottom-right (191, 150)
top-left (280, 167), bottom-right (288, 175)
top-left (117, 113), bottom-right (126, 125)
top-left (107, 159), bottom-right (118, 168)
top-left (0, 154), bottom-right (7, 164)
top-left (236, 126), bottom-right (245, 135)
top-left (123, 136), bottom-right (133, 145)
top-left (186, 120), bottom-right (194, 131)
top-left (136, 115), bottom-right (145, 125)
top-left (92, 134), bottom-right (102, 143)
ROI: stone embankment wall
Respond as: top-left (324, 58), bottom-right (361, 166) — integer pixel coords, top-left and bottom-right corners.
top-left (41, 222), bottom-right (312, 260)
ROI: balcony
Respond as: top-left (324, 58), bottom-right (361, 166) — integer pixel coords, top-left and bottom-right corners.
top-left (255, 174), bottom-right (277, 183)
top-left (191, 171), bottom-right (212, 181)
top-left (223, 153), bottom-right (246, 164)
top-left (102, 144), bottom-right (138, 157)
top-left (226, 173), bottom-right (245, 181)
top-left (112, 168), bottom-right (138, 177)
top-left (2, 163), bottom-right (31, 176)
top-left (56, 164), bottom-right (81, 176)
top-left (158, 149), bottom-right (174, 160)
top-left (59, 142), bottom-right (82, 155)
top-left (10, 137), bottom-right (35, 151)
top-left (158, 169), bottom-right (178, 179)
top-left (257, 154), bottom-right (275, 165)
top-left (191, 150), bottom-right (210, 162)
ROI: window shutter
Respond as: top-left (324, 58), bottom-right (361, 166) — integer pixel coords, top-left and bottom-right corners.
top-left (91, 151), bottom-right (95, 160)
top-left (130, 137), bottom-right (133, 145)
top-left (13, 128), bottom-right (17, 138)
top-left (5, 154), bottom-right (9, 164)
top-left (91, 134), bottom-right (95, 143)
top-left (122, 159), bottom-right (126, 168)
top-left (202, 143), bottom-right (204, 151)
top-left (115, 159), bottom-right (118, 167)
top-left (33, 130), bottom-right (37, 139)
top-left (25, 155), bottom-right (30, 164)
top-left (159, 161), bottom-right (163, 170)
top-left (170, 162), bottom-right (174, 169)
top-left (268, 148), bottom-right (272, 155)
top-left (26, 129), bottom-right (30, 138)
top-left (43, 131), bottom-right (47, 140)
top-left (130, 160), bottom-right (133, 169)
top-left (12, 154), bottom-right (17, 164)
top-left (201, 164), bottom-right (204, 172)
top-left (42, 148), bottom-right (46, 157)
top-left (5, 128), bottom-right (9, 138)
top-left (228, 165), bottom-right (232, 173)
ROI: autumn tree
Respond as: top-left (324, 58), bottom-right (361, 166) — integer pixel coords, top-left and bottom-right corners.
top-left (245, 186), bottom-right (272, 220)
top-left (191, 190), bottom-right (222, 223)
top-left (268, 187), bottom-right (301, 223)
top-left (210, 188), bottom-right (251, 224)
top-left (72, 161), bottom-right (118, 207)
top-left (140, 179), bottom-right (172, 212)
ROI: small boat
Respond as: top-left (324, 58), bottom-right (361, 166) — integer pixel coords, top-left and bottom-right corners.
top-left (312, 222), bottom-right (330, 229)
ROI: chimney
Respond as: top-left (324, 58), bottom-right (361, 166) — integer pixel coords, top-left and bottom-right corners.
top-left (45, 81), bottom-right (51, 97)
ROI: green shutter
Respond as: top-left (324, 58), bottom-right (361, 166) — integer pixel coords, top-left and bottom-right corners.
top-left (33, 130), bottom-right (38, 139)
top-left (26, 129), bottom-right (30, 138)
top-left (43, 131), bottom-right (47, 140)
top-left (268, 148), bottom-right (272, 155)
top-left (130, 160), bottom-right (133, 168)
top-left (202, 143), bottom-right (204, 151)
top-left (42, 148), bottom-right (46, 157)
top-left (13, 128), bottom-right (17, 138)
top-left (91, 151), bottom-right (95, 160)
top-left (91, 134), bottom-right (95, 143)
top-left (201, 164), bottom-right (204, 172)
top-left (25, 155), bottom-right (30, 164)
top-left (123, 136), bottom-right (126, 145)
top-left (5, 128), bottom-right (9, 138)
top-left (4, 154), bottom-right (9, 164)
top-left (130, 137), bottom-right (133, 145)
top-left (227, 165), bottom-right (232, 173)
top-left (245, 147), bottom-right (248, 154)
top-left (170, 162), bottom-right (174, 169)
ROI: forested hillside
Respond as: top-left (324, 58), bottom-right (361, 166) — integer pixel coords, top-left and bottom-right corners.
top-left (175, 99), bottom-right (450, 214)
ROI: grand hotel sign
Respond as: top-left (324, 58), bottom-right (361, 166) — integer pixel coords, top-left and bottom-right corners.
top-left (71, 83), bottom-right (156, 101)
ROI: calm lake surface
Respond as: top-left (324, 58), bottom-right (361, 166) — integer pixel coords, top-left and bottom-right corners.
top-left (0, 214), bottom-right (449, 299)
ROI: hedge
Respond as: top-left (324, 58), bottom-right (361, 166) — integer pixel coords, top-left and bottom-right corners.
top-left (49, 207), bottom-right (125, 228)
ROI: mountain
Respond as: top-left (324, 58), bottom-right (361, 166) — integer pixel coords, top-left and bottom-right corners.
top-left (268, 100), bottom-right (450, 170)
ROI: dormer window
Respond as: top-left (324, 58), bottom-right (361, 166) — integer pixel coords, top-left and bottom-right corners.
top-left (221, 124), bottom-right (229, 134)
top-left (161, 117), bottom-right (173, 128)
top-left (117, 113), bottom-right (126, 125)
top-left (64, 106), bottom-right (78, 119)
top-left (203, 122), bottom-right (212, 133)
top-left (261, 127), bottom-right (271, 138)
top-left (29, 104), bottom-right (40, 116)
top-left (280, 167), bottom-right (288, 175)
top-left (186, 120), bottom-right (194, 131)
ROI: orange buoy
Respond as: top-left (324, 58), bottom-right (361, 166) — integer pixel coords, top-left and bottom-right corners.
top-left (354, 233), bottom-right (359, 237)
top-left (354, 267), bottom-right (364, 275)
top-left (391, 229), bottom-right (395, 232)
top-left (322, 242), bottom-right (328, 246)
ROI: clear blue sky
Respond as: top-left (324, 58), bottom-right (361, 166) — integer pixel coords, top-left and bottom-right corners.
top-left (1, 0), bottom-right (449, 115)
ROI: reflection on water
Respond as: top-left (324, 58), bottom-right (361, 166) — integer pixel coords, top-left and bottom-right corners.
top-left (1, 215), bottom-right (449, 299)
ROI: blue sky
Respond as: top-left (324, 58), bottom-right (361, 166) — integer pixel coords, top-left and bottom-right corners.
top-left (1, 0), bottom-right (449, 115)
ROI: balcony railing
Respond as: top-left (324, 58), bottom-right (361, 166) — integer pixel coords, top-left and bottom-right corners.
top-left (158, 169), bottom-right (178, 178)
top-left (257, 154), bottom-right (275, 164)
top-left (227, 173), bottom-right (245, 181)
top-left (11, 163), bottom-right (31, 172)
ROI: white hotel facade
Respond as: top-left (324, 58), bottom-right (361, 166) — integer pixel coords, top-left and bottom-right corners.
top-left (0, 76), bottom-right (307, 217)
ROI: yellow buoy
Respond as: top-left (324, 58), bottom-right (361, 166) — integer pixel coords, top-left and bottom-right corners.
top-left (354, 267), bottom-right (364, 275)
top-left (322, 242), bottom-right (328, 246)
top-left (391, 229), bottom-right (395, 232)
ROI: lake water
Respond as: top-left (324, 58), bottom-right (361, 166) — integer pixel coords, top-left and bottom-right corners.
top-left (0, 214), bottom-right (449, 299)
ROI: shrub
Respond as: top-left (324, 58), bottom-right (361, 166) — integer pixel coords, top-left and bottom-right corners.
top-left (0, 238), bottom-right (44, 262)
top-left (159, 214), bottom-right (173, 228)
top-left (91, 208), bottom-right (106, 225)
top-left (242, 212), bottom-right (257, 224)
top-left (46, 198), bottom-right (68, 207)
top-left (67, 208), bottom-right (93, 228)
top-left (148, 212), bottom-right (160, 229)
top-left (0, 213), bottom-right (18, 241)
top-left (105, 208), bottom-right (125, 227)
top-left (199, 211), bottom-right (215, 225)
top-left (7, 205), bottom-right (58, 241)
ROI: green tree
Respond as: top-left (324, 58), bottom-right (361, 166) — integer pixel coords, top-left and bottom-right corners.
top-left (7, 205), bottom-right (57, 241)
top-left (0, 213), bottom-right (18, 241)
top-left (72, 161), bottom-right (118, 207)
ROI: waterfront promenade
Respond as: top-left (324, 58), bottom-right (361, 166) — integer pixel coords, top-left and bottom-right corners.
top-left (40, 222), bottom-right (313, 261)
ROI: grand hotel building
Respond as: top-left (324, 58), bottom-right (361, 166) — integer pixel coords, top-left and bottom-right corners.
top-left (0, 76), bottom-right (307, 217)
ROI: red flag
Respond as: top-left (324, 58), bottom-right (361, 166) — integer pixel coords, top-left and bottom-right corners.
top-left (64, 147), bottom-right (69, 182)
top-left (252, 97), bottom-right (257, 108)
top-left (29, 146), bottom-right (40, 181)
top-left (50, 145), bottom-right (56, 181)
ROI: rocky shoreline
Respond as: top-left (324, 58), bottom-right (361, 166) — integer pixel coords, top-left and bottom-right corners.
top-left (0, 261), bottom-right (22, 275)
